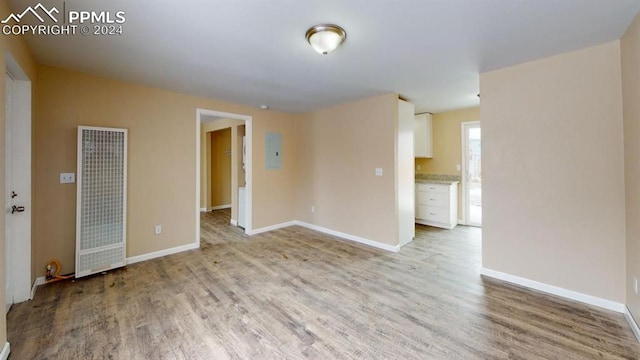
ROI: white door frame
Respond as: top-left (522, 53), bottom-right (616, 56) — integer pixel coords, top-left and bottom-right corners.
top-left (5, 53), bottom-right (32, 308)
top-left (196, 109), bottom-right (252, 240)
top-left (461, 121), bottom-right (481, 227)
top-left (5, 73), bottom-right (12, 313)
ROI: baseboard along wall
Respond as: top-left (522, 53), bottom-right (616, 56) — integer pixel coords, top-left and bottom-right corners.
top-left (1, 342), bottom-right (10, 360)
top-left (480, 267), bottom-right (625, 313)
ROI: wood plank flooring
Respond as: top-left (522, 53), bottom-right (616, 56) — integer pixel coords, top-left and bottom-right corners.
top-left (7, 209), bottom-right (640, 359)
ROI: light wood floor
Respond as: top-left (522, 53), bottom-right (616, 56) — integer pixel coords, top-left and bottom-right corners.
top-left (7, 209), bottom-right (640, 359)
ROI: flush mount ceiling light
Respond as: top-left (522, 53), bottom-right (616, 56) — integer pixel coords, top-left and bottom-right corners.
top-left (305, 24), bottom-right (346, 55)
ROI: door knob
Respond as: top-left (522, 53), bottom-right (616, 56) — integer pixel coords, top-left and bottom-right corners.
top-left (11, 205), bottom-right (25, 214)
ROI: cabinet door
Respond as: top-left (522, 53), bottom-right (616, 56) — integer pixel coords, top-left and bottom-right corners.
top-left (417, 191), bottom-right (449, 207)
top-left (414, 113), bottom-right (433, 158)
top-left (417, 183), bottom-right (448, 193)
top-left (421, 206), bottom-right (450, 223)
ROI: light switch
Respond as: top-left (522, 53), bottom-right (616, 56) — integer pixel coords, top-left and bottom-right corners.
top-left (456, 164), bottom-right (461, 171)
top-left (375, 168), bottom-right (383, 176)
top-left (60, 173), bottom-right (75, 184)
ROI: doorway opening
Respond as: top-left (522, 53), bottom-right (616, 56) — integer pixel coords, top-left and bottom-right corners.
top-left (462, 121), bottom-right (481, 227)
top-left (209, 127), bottom-right (233, 212)
top-left (196, 109), bottom-right (252, 243)
top-left (5, 53), bottom-right (33, 312)
top-left (202, 122), bottom-right (246, 225)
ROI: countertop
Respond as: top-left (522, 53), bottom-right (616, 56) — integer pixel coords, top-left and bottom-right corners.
top-left (416, 179), bottom-right (459, 185)
top-left (415, 174), bottom-right (460, 185)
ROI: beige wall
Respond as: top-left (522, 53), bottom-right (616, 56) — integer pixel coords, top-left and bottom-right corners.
top-left (416, 107), bottom-right (479, 175)
top-left (252, 113), bottom-right (299, 229)
top-left (480, 41), bottom-right (626, 302)
top-left (296, 94), bottom-right (400, 246)
top-left (0, 0), bottom-right (37, 347)
top-left (622, 12), bottom-right (640, 321)
top-left (210, 128), bottom-right (232, 207)
top-left (416, 107), bottom-right (480, 219)
top-left (34, 65), bottom-right (298, 278)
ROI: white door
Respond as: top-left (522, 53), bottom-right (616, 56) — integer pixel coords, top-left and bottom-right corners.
top-left (5, 68), bottom-right (32, 311)
top-left (462, 122), bottom-right (481, 227)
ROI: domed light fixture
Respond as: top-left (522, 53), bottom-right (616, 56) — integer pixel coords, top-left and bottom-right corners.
top-left (305, 24), bottom-right (346, 55)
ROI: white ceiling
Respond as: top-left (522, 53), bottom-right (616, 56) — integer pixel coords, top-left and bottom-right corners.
top-left (9, 0), bottom-right (640, 113)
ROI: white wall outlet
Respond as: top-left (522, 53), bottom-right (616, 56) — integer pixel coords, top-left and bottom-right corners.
top-left (456, 164), bottom-right (461, 171)
top-left (375, 168), bottom-right (383, 176)
top-left (311, 206), bottom-right (315, 213)
top-left (154, 225), bottom-right (162, 235)
top-left (634, 276), bottom-right (638, 294)
top-left (417, 164), bottom-right (422, 171)
top-left (60, 172), bottom-right (75, 184)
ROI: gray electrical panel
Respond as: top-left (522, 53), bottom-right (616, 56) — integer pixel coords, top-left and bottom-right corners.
top-left (265, 132), bottom-right (282, 170)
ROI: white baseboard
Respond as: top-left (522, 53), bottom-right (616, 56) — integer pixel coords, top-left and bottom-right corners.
top-left (248, 220), bottom-right (399, 252)
top-left (1, 342), bottom-right (9, 360)
top-left (250, 221), bottom-right (297, 235)
top-left (295, 221), bottom-right (400, 252)
top-left (210, 204), bottom-right (231, 210)
top-left (458, 219), bottom-right (464, 225)
top-left (30, 276), bottom-right (45, 300)
top-left (481, 268), bottom-right (625, 313)
top-left (200, 207), bottom-right (207, 212)
top-left (126, 242), bottom-right (200, 265)
top-left (230, 219), bottom-right (238, 226)
top-left (624, 306), bottom-right (640, 343)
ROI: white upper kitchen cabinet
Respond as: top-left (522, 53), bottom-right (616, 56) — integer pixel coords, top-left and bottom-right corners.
top-left (414, 113), bottom-right (433, 158)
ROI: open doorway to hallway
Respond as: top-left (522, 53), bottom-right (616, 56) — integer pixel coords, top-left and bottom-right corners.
top-left (203, 125), bottom-right (246, 224)
top-left (196, 109), bottom-right (253, 242)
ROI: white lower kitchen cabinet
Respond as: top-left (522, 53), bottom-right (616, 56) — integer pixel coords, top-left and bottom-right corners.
top-left (415, 182), bottom-right (458, 229)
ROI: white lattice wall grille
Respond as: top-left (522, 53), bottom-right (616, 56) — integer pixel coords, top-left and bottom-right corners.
top-left (76, 126), bottom-right (127, 278)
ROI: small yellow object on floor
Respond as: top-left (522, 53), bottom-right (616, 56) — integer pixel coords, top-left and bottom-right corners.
top-left (45, 259), bottom-right (73, 283)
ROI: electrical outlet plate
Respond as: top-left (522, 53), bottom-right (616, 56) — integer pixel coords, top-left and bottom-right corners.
top-left (60, 172), bottom-right (75, 184)
top-left (634, 277), bottom-right (638, 294)
top-left (154, 225), bottom-right (162, 235)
